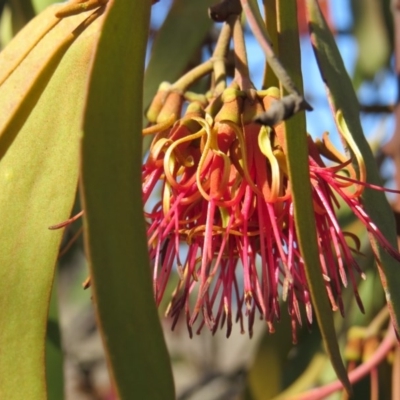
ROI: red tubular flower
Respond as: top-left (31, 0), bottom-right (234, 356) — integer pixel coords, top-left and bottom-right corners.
top-left (142, 86), bottom-right (400, 341)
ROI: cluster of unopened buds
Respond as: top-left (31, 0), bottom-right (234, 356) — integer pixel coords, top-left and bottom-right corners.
top-left (143, 80), bottom-right (400, 341)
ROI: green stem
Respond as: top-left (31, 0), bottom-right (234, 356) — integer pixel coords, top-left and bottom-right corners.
top-left (172, 60), bottom-right (214, 92)
top-left (212, 21), bottom-right (232, 94)
top-left (230, 15), bottom-right (253, 90)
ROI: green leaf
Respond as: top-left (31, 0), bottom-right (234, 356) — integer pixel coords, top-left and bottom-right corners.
top-left (306, 0), bottom-right (400, 339)
top-left (351, 0), bottom-right (391, 87)
top-left (81, 1), bottom-right (175, 399)
top-left (245, 310), bottom-right (293, 399)
top-left (144, 0), bottom-right (215, 110)
top-left (8, 0), bottom-right (35, 34)
top-left (276, 0), bottom-right (351, 393)
top-left (0, 14), bottom-right (100, 398)
top-left (33, 0), bottom-right (60, 14)
top-left (0, 7), bottom-right (99, 159)
top-left (272, 353), bottom-right (328, 400)
top-left (8, 0), bottom-right (36, 33)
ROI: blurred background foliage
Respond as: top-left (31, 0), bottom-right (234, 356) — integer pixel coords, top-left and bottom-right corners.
top-left (1, 0), bottom-right (400, 399)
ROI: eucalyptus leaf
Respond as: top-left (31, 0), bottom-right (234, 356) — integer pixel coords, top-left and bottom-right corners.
top-left (81, 0), bottom-right (175, 398)
top-left (8, 0), bottom-right (35, 33)
top-left (245, 309), bottom-right (293, 399)
top-left (0, 13), bottom-right (102, 398)
top-left (351, 0), bottom-right (391, 87)
top-left (306, 0), bottom-right (400, 339)
top-left (0, 7), bottom-right (98, 158)
top-left (276, 0), bottom-right (350, 393)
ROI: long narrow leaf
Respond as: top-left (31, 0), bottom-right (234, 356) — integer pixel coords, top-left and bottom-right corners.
top-left (0, 8), bottom-right (100, 158)
top-left (306, 0), bottom-right (400, 338)
top-left (8, 0), bottom-right (36, 33)
top-left (81, 0), bottom-right (175, 399)
top-left (0, 15), bottom-right (101, 398)
top-left (245, 310), bottom-right (293, 399)
top-left (276, 0), bottom-right (351, 392)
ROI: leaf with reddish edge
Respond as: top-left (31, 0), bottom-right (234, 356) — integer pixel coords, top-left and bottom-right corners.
top-left (0, 4), bottom-right (60, 86)
top-left (0, 12), bottom-right (102, 398)
top-left (275, 0), bottom-right (351, 393)
top-left (306, 0), bottom-right (400, 338)
top-left (0, 7), bottom-right (100, 159)
top-left (81, 0), bottom-right (175, 399)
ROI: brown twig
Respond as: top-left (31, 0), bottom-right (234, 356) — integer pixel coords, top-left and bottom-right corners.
top-left (58, 226), bottom-right (83, 258)
top-left (360, 104), bottom-right (395, 113)
top-left (49, 210), bottom-right (84, 230)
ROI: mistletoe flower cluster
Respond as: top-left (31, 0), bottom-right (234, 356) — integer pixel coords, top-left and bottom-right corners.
top-left (142, 83), bottom-right (400, 341)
